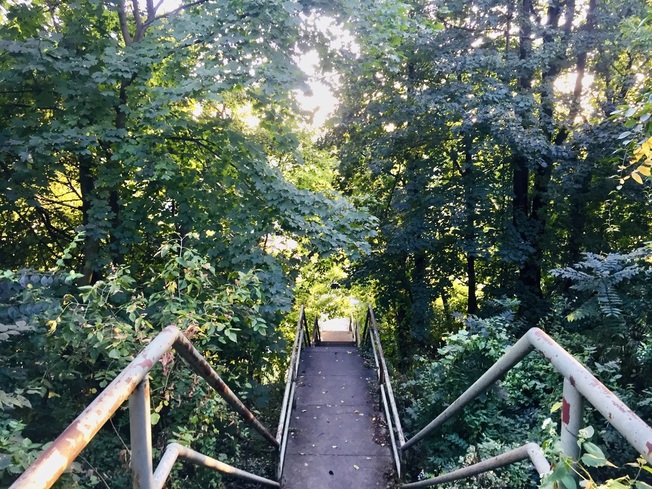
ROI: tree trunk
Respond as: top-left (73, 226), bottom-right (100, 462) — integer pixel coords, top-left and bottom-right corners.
top-left (513, 0), bottom-right (578, 322)
top-left (462, 133), bottom-right (478, 314)
top-left (410, 251), bottom-right (431, 342)
top-left (79, 155), bottom-right (100, 285)
top-left (564, 0), bottom-right (598, 266)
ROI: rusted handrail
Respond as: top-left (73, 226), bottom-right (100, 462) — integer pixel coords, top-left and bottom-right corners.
top-left (401, 443), bottom-right (550, 488)
top-left (276, 306), bottom-right (310, 480)
top-left (401, 327), bottom-right (652, 461)
top-left (364, 307), bottom-right (652, 487)
top-left (155, 443), bottom-right (279, 488)
top-left (11, 325), bottom-right (278, 489)
top-left (398, 326), bottom-right (652, 487)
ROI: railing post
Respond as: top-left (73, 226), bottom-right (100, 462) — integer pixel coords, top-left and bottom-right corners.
top-left (302, 314), bottom-right (310, 347)
top-left (561, 378), bottom-right (583, 470)
top-left (362, 308), bottom-right (370, 346)
top-left (130, 378), bottom-right (154, 489)
top-left (312, 316), bottom-right (320, 346)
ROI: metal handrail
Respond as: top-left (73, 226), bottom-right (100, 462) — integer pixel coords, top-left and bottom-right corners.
top-left (401, 327), bottom-right (652, 459)
top-left (398, 326), bottom-right (652, 487)
top-left (364, 306), bottom-right (406, 478)
top-left (11, 325), bottom-right (279, 489)
top-left (364, 308), bottom-right (652, 488)
top-left (154, 443), bottom-right (279, 488)
top-left (353, 316), bottom-right (364, 347)
top-left (302, 310), bottom-right (312, 347)
top-left (276, 306), bottom-right (310, 480)
top-left (401, 443), bottom-right (550, 488)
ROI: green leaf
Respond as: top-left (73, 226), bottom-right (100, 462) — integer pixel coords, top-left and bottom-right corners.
top-left (578, 426), bottom-right (595, 439)
top-left (607, 482), bottom-right (630, 489)
top-left (582, 442), bottom-right (604, 457)
top-left (561, 473), bottom-right (578, 489)
top-left (581, 453), bottom-right (608, 467)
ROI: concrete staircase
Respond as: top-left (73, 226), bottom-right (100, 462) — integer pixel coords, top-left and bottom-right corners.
top-left (281, 320), bottom-right (392, 488)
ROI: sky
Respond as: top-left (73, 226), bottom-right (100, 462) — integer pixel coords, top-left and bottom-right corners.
top-left (158, 0), bottom-right (337, 130)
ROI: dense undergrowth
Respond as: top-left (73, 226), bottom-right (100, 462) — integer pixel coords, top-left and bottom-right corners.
top-left (0, 240), bottom-right (287, 488)
top-left (373, 246), bottom-right (652, 489)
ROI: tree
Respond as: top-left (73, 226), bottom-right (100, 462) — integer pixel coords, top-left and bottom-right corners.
top-left (0, 2), bottom-right (377, 485)
top-left (325, 0), bottom-right (652, 351)
top-left (0, 0), bottom-right (373, 290)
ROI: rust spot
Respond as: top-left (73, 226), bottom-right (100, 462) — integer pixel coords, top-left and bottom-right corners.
top-left (647, 441), bottom-right (652, 455)
top-left (562, 397), bottom-right (571, 425)
top-left (569, 376), bottom-right (575, 387)
top-left (138, 359), bottom-right (154, 369)
top-left (533, 328), bottom-right (556, 345)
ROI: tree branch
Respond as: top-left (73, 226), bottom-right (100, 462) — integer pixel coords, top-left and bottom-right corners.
top-left (34, 205), bottom-right (73, 241)
top-left (59, 171), bottom-right (84, 201)
top-left (37, 196), bottom-right (83, 210)
top-left (435, 14), bottom-right (476, 33)
top-left (132, 0), bottom-right (144, 41)
top-left (146, 0), bottom-right (211, 28)
top-left (147, 0), bottom-right (157, 21)
top-left (117, 0), bottom-right (133, 45)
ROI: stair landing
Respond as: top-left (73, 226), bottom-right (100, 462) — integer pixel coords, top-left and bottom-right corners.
top-left (281, 346), bottom-right (393, 488)
top-left (319, 317), bottom-right (355, 345)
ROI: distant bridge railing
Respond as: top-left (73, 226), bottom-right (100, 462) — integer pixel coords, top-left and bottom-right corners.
top-left (361, 305), bottom-right (652, 488)
top-left (11, 311), bottom-right (316, 489)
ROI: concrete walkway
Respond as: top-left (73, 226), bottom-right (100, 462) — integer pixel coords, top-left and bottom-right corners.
top-left (281, 346), bottom-right (393, 488)
top-left (319, 317), bottom-right (354, 344)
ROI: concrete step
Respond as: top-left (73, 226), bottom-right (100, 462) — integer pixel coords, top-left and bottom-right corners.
top-left (319, 330), bottom-right (355, 344)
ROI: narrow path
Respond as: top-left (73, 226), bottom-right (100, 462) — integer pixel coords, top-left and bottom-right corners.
top-left (281, 344), bottom-right (393, 488)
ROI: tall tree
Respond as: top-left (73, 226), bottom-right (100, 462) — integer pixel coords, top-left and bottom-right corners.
top-left (327, 0), bottom-right (652, 349)
top-left (0, 0), bottom-right (374, 298)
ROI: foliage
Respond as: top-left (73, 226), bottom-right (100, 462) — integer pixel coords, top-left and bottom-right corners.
top-left (397, 303), bottom-right (554, 487)
top-left (0, 239), bottom-right (287, 487)
top-left (551, 246), bottom-right (650, 322)
top-left (0, 420), bottom-right (45, 479)
top-left (611, 12), bottom-right (652, 186)
top-left (550, 245), bottom-right (652, 391)
top-left (0, 0), bottom-right (374, 289)
top-left (1, 0), bottom-right (652, 486)
top-left (325, 0), bottom-right (652, 353)
top-left (541, 426), bottom-right (652, 489)
top-left (395, 300), bottom-right (652, 488)
top-left (0, 1), bottom-right (375, 484)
